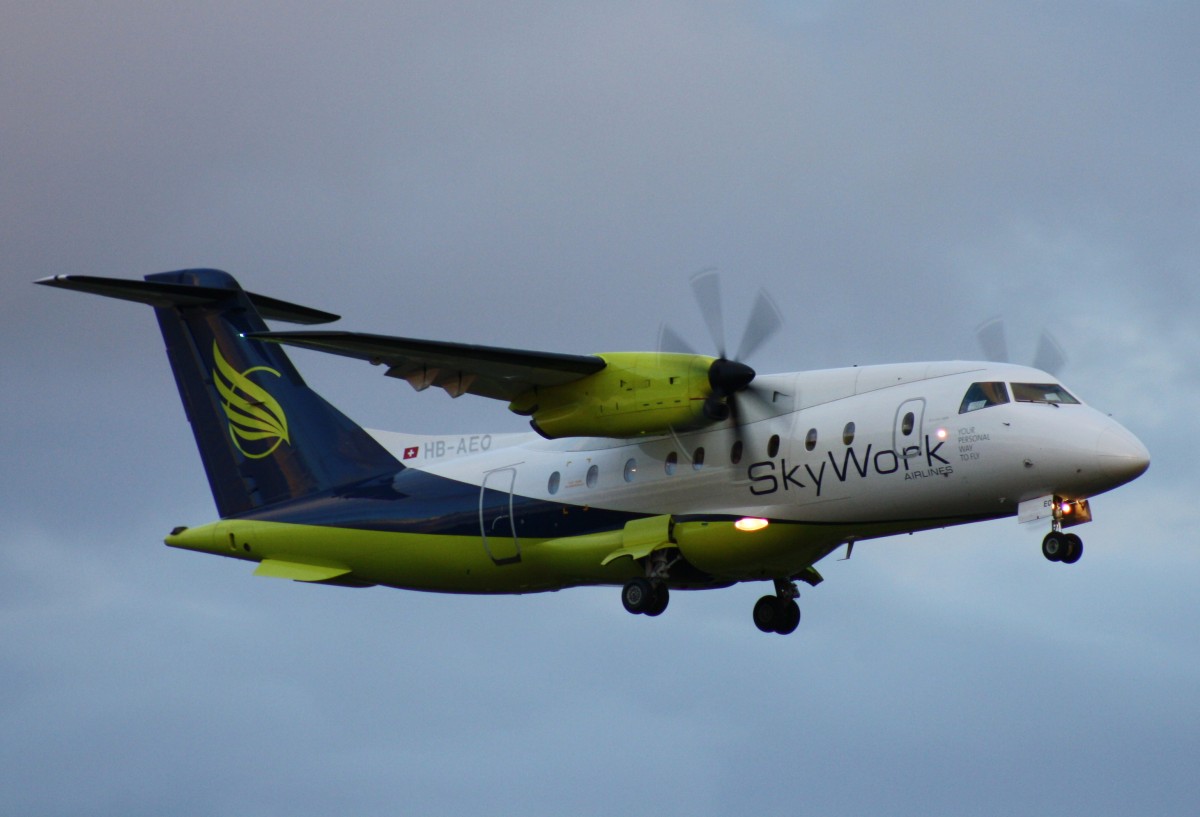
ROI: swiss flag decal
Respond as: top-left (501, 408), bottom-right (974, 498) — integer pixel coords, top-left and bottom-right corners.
top-left (403, 446), bottom-right (419, 460)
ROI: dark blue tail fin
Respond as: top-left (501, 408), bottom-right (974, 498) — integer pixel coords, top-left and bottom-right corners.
top-left (40, 269), bottom-right (402, 517)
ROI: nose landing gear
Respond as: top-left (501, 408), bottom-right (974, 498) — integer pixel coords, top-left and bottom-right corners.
top-left (1042, 499), bottom-right (1085, 564)
top-left (1042, 530), bottom-right (1083, 564)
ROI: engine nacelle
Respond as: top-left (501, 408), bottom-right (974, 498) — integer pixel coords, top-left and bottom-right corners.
top-left (508, 352), bottom-right (716, 438)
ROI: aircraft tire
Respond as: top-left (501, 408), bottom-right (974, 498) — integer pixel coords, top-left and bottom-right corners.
top-left (775, 599), bottom-right (801, 635)
top-left (753, 595), bottom-right (782, 633)
top-left (1041, 532), bottom-right (1066, 562)
top-left (643, 584), bottom-right (669, 617)
top-left (622, 578), bottom-right (655, 615)
top-left (1061, 533), bottom-right (1083, 564)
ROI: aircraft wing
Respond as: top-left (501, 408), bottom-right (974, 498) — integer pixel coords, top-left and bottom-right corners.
top-left (249, 330), bottom-right (606, 401)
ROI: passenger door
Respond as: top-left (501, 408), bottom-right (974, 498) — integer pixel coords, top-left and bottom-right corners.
top-left (893, 398), bottom-right (926, 462)
top-left (479, 467), bottom-right (520, 565)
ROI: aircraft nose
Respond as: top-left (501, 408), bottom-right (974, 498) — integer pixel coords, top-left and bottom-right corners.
top-left (1096, 423), bottom-right (1150, 486)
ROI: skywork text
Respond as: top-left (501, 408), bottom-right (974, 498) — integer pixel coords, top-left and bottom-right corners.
top-left (747, 436), bottom-right (951, 497)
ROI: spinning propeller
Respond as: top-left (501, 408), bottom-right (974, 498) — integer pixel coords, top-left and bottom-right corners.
top-left (976, 316), bottom-right (1067, 376)
top-left (659, 269), bottom-right (783, 426)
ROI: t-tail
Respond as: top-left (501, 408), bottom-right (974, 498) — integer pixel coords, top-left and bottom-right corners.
top-left (38, 269), bottom-right (402, 517)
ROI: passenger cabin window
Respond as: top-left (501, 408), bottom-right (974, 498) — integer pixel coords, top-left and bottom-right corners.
top-left (959, 382), bottom-right (1010, 414)
top-left (1011, 383), bottom-right (1080, 405)
top-left (624, 458), bottom-right (638, 482)
top-left (664, 451), bottom-right (678, 475)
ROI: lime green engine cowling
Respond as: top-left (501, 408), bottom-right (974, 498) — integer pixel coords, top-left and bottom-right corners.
top-left (509, 352), bottom-right (718, 438)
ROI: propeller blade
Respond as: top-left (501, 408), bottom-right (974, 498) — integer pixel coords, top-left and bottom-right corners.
top-left (663, 269), bottom-right (786, 437)
top-left (727, 391), bottom-right (745, 448)
top-left (657, 324), bottom-right (697, 356)
top-left (702, 395), bottom-right (731, 422)
top-left (738, 383), bottom-right (776, 412)
top-left (976, 317), bottom-right (1008, 363)
top-left (689, 268), bottom-right (727, 358)
top-left (1033, 330), bottom-right (1067, 376)
top-left (735, 289), bottom-right (783, 362)
top-left (725, 384), bottom-right (778, 453)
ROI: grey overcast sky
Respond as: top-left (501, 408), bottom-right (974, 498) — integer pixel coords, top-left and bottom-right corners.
top-left (3, 2), bottom-right (1197, 814)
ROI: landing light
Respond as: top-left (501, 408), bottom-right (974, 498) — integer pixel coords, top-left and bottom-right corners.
top-left (936, 428), bottom-right (948, 440)
top-left (735, 517), bottom-right (769, 532)
top-left (1061, 502), bottom-right (1073, 514)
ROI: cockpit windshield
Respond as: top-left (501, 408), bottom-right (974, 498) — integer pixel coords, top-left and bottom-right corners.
top-left (1011, 383), bottom-right (1080, 405)
top-left (959, 382), bottom-right (1009, 414)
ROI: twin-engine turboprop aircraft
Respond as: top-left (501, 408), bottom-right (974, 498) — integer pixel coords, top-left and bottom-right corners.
top-left (38, 269), bottom-right (1150, 634)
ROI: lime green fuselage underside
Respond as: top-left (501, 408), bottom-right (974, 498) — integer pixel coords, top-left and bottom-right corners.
top-left (164, 515), bottom-right (953, 594)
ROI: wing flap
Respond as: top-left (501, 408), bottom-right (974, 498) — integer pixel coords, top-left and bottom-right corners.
top-left (249, 330), bottom-right (606, 401)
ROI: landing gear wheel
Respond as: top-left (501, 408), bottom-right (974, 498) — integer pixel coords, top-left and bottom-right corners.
top-left (753, 595), bottom-right (781, 633)
top-left (1042, 531), bottom-right (1066, 562)
top-left (644, 584), bottom-right (670, 617)
top-left (622, 578), bottom-right (654, 615)
top-left (1061, 533), bottom-right (1083, 565)
top-left (753, 595), bottom-right (800, 634)
top-left (776, 599), bottom-right (801, 635)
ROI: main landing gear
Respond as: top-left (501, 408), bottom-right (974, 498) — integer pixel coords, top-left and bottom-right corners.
top-left (621, 549), bottom-right (675, 617)
top-left (619, 554), bottom-right (807, 635)
top-left (753, 578), bottom-right (801, 635)
top-left (621, 577), bottom-right (670, 616)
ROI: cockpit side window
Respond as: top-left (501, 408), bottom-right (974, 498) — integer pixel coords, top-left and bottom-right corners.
top-left (1011, 383), bottom-right (1080, 405)
top-left (959, 382), bottom-right (1010, 414)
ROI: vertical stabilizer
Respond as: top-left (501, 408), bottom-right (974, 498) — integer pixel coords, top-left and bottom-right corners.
top-left (40, 269), bottom-right (402, 517)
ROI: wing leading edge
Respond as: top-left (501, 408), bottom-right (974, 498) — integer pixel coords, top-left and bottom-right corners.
top-left (249, 330), bottom-right (606, 401)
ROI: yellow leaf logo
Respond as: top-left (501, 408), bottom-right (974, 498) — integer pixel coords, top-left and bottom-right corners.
top-left (212, 342), bottom-right (290, 459)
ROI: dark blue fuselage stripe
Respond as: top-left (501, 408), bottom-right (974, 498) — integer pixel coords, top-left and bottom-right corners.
top-left (235, 467), bottom-right (646, 538)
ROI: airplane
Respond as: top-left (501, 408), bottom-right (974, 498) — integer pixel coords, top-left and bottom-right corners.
top-left (37, 269), bottom-right (1151, 634)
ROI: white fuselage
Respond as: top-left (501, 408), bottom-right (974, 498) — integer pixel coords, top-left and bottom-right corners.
top-left (371, 360), bottom-right (1149, 538)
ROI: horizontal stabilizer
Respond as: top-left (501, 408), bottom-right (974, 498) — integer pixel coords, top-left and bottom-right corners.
top-left (35, 275), bottom-right (340, 325)
top-left (253, 558), bottom-right (352, 582)
top-left (249, 330), bottom-right (606, 401)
